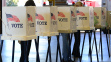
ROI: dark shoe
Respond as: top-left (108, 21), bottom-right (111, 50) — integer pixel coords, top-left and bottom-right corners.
top-left (20, 57), bottom-right (24, 62)
top-left (20, 57), bottom-right (29, 62)
top-left (68, 59), bottom-right (74, 62)
top-left (62, 59), bottom-right (68, 62)
top-left (74, 58), bottom-right (80, 62)
top-left (72, 50), bottom-right (80, 58)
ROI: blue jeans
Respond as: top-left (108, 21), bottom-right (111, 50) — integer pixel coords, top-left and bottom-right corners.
top-left (61, 33), bottom-right (69, 61)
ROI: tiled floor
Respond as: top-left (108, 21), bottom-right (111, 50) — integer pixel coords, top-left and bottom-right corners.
top-left (1, 31), bottom-right (111, 62)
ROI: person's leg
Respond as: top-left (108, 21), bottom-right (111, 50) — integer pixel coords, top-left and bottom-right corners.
top-left (72, 31), bottom-right (80, 57)
top-left (26, 40), bottom-right (32, 61)
top-left (20, 41), bottom-right (27, 62)
top-left (61, 33), bottom-right (69, 61)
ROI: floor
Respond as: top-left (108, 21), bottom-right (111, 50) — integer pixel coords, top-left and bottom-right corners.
top-left (1, 31), bottom-right (111, 62)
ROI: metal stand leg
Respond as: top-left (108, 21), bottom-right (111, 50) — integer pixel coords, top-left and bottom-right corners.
top-left (56, 43), bottom-right (58, 62)
top-left (100, 28), bottom-right (103, 60)
top-left (80, 31), bottom-right (86, 62)
top-left (35, 36), bottom-right (40, 62)
top-left (0, 40), bottom-right (3, 62)
top-left (94, 31), bottom-right (99, 62)
top-left (0, 40), bottom-right (3, 52)
top-left (105, 28), bottom-right (110, 57)
top-left (46, 36), bottom-right (52, 62)
top-left (88, 31), bottom-right (92, 62)
top-left (81, 31), bottom-right (92, 62)
top-left (12, 40), bottom-right (15, 62)
top-left (0, 52), bottom-right (2, 62)
top-left (56, 35), bottom-right (62, 62)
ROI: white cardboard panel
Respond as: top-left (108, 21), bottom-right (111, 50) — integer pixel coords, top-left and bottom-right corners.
top-left (58, 6), bottom-right (77, 33)
top-left (101, 7), bottom-right (106, 28)
top-left (76, 7), bottom-right (95, 30)
top-left (1, 6), bottom-right (37, 40)
top-left (94, 7), bottom-right (106, 28)
top-left (36, 6), bottom-right (58, 36)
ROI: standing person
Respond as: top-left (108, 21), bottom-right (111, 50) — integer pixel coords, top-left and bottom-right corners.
top-left (61, 33), bottom-right (69, 62)
top-left (72, 1), bottom-right (84, 59)
top-left (20, 0), bottom-right (36, 62)
top-left (61, 2), bottom-right (76, 62)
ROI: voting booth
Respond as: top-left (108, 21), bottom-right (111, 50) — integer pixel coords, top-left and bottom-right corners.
top-left (1, 6), bottom-right (37, 40)
top-left (58, 6), bottom-right (77, 33)
top-left (76, 7), bottom-right (95, 30)
top-left (94, 7), bottom-right (106, 28)
top-left (107, 11), bottom-right (111, 28)
top-left (36, 6), bottom-right (59, 36)
top-left (104, 0), bottom-right (111, 28)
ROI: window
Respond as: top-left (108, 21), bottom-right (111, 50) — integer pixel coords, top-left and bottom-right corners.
top-left (5, 0), bottom-right (49, 6)
top-left (6, 0), bottom-right (19, 6)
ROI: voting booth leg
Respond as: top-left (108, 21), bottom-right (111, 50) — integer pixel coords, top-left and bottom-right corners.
top-left (94, 31), bottom-right (99, 62)
top-left (80, 31), bottom-right (92, 62)
top-left (80, 31), bottom-right (86, 62)
top-left (88, 31), bottom-right (92, 62)
top-left (12, 40), bottom-right (15, 62)
top-left (105, 28), bottom-right (110, 57)
top-left (46, 36), bottom-right (52, 62)
top-left (0, 52), bottom-right (2, 62)
top-left (99, 28), bottom-right (103, 60)
top-left (88, 31), bottom-right (92, 56)
top-left (0, 40), bottom-right (3, 53)
top-left (89, 30), bottom-right (92, 54)
top-left (56, 35), bottom-right (62, 62)
top-left (0, 40), bottom-right (3, 62)
top-left (35, 36), bottom-right (40, 62)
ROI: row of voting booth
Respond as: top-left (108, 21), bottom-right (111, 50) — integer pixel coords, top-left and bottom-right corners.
top-left (1, 6), bottom-right (109, 62)
top-left (1, 6), bottom-right (107, 40)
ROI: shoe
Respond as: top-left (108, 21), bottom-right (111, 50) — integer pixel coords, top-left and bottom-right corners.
top-left (62, 59), bottom-right (68, 62)
top-left (68, 59), bottom-right (74, 62)
top-left (74, 58), bottom-right (79, 62)
top-left (20, 57), bottom-right (29, 62)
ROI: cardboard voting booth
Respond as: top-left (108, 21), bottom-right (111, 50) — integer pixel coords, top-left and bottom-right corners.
top-left (36, 6), bottom-right (59, 36)
top-left (58, 6), bottom-right (77, 33)
top-left (102, 0), bottom-right (111, 28)
top-left (1, 6), bottom-right (37, 40)
top-left (94, 7), bottom-right (106, 28)
top-left (107, 11), bottom-right (111, 28)
top-left (76, 7), bottom-right (95, 30)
